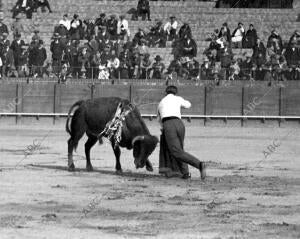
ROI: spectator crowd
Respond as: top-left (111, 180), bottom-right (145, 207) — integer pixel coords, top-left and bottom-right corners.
top-left (0, 0), bottom-right (299, 82)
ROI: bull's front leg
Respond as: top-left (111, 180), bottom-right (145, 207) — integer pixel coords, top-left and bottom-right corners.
top-left (145, 159), bottom-right (153, 172)
top-left (111, 143), bottom-right (122, 174)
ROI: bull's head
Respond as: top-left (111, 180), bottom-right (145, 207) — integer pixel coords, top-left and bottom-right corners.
top-left (132, 135), bottom-right (158, 169)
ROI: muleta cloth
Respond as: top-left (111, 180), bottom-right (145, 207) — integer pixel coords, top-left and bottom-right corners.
top-left (98, 102), bottom-right (135, 148)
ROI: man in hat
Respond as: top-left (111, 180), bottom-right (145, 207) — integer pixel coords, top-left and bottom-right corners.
top-left (137, 0), bottom-right (151, 21)
top-left (180, 33), bottom-right (197, 58)
top-left (12, 0), bottom-right (34, 19)
top-left (31, 39), bottom-right (46, 77)
top-left (157, 85), bottom-right (206, 179)
top-left (11, 16), bottom-right (24, 39)
top-left (31, 29), bottom-right (41, 43)
top-left (164, 16), bottom-right (178, 41)
top-left (95, 13), bottom-right (106, 28)
top-left (267, 29), bottom-right (283, 54)
top-left (10, 33), bottom-right (25, 69)
top-left (243, 24), bottom-right (257, 49)
top-left (50, 32), bottom-right (65, 75)
top-left (54, 21), bottom-right (69, 44)
top-left (0, 16), bottom-right (9, 36)
top-left (149, 55), bottom-right (165, 79)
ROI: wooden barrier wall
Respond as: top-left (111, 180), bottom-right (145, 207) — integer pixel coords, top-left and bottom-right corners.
top-left (0, 81), bottom-right (300, 122)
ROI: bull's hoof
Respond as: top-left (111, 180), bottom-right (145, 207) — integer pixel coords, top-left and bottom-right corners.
top-left (68, 164), bottom-right (75, 172)
top-left (146, 164), bottom-right (153, 172)
top-left (116, 169), bottom-right (123, 175)
top-left (86, 165), bottom-right (94, 172)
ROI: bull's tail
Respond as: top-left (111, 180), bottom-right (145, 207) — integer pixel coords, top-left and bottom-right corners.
top-left (66, 100), bottom-right (85, 136)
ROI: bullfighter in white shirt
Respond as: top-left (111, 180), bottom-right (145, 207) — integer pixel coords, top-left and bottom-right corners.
top-left (157, 85), bottom-right (206, 180)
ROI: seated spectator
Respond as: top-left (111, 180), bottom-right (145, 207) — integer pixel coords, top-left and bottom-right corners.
top-left (243, 24), bottom-right (257, 49)
top-left (107, 50), bottom-right (120, 79)
top-left (31, 39), bottom-right (47, 77)
top-left (218, 22), bottom-right (231, 43)
top-left (220, 41), bottom-right (233, 69)
top-left (89, 34), bottom-right (99, 55)
top-left (117, 15), bottom-right (130, 42)
top-left (106, 15), bottom-right (118, 40)
top-left (98, 25), bottom-right (111, 44)
top-left (95, 13), bottom-right (106, 29)
top-left (11, 16), bottom-right (24, 39)
top-left (133, 28), bottom-right (148, 46)
top-left (98, 57), bottom-right (110, 80)
top-left (70, 14), bottom-right (83, 40)
top-left (164, 16), bottom-right (178, 41)
top-left (12, 0), bottom-right (34, 19)
top-left (59, 14), bottom-right (71, 31)
top-left (138, 39), bottom-right (149, 56)
top-left (181, 57), bottom-right (200, 80)
top-left (179, 33), bottom-right (197, 58)
top-left (231, 22), bottom-right (245, 48)
top-left (91, 50), bottom-right (101, 78)
top-left (32, 0), bottom-right (52, 13)
top-left (228, 59), bottom-right (240, 80)
top-left (137, 0), bottom-right (151, 21)
top-left (178, 23), bottom-right (191, 40)
top-left (54, 21), bottom-right (69, 44)
top-left (267, 30), bottom-right (283, 54)
top-left (288, 30), bottom-right (300, 47)
top-left (200, 56), bottom-right (211, 80)
top-left (139, 53), bottom-right (151, 79)
top-left (0, 33), bottom-right (10, 51)
top-left (119, 49), bottom-right (131, 79)
top-left (149, 55), bottom-right (165, 79)
top-left (240, 53), bottom-right (253, 80)
top-left (0, 16), bottom-right (9, 36)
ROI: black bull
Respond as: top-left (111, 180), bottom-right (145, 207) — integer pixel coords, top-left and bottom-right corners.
top-left (66, 97), bottom-right (158, 172)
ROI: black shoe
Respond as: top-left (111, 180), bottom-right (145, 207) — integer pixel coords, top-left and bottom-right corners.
top-left (199, 162), bottom-right (206, 180)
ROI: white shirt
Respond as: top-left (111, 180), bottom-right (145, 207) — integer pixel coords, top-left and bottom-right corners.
top-left (59, 19), bottom-right (71, 30)
top-left (117, 19), bottom-right (130, 36)
top-left (164, 21), bottom-right (178, 32)
top-left (22, 0), bottom-right (27, 7)
top-left (157, 94), bottom-right (191, 120)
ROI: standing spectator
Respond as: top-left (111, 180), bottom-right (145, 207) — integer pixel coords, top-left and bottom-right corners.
top-left (89, 34), bottom-right (99, 55)
top-left (137, 0), bottom-right (151, 21)
top-left (243, 24), bottom-right (257, 49)
top-left (78, 46), bottom-right (91, 78)
top-left (138, 38), bottom-right (149, 56)
top-left (12, 0), bottom-right (34, 19)
top-left (83, 19), bottom-right (95, 41)
top-left (150, 55), bottom-right (165, 79)
top-left (107, 15), bottom-right (118, 40)
top-left (31, 29), bottom-right (41, 43)
top-left (0, 16), bottom-right (9, 36)
top-left (133, 28), bottom-right (147, 46)
top-left (10, 33), bottom-right (25, 69)
top-left (164, 16), bottom-right (178, 41)
top-left (107, 50), bottom-right (120, 79)
top-left (11, 16), bottom-right (24, 39)
top-left (91, 50), bottom-right (101, 78)
top-left (139, 53), bottom-right (151, 79)
top-left (1, 41), bottom-right (16, 77)
top-left (252, 38), bottom-right (266, 66)
top-left (0, 33), bottom-right (10, 51)
top-left (70, 14), bottom-right (83, 40)
top-left (267, 30), bottom-right (283, 54)
top-left (31, 39), bottom-right (47, 77)
top-left (284, 42), bottom-right (300, 67)
top-left (95, 13), bottom-right (106, 36)
top-left (32, 0), bottom-right (52, 13)
top-left (97, 25), bottom-right (111, 44)
top-left (231, 22), bottom-right (245, 48)
top-left (17, 45), bottom-right (29, 77)
top-left (117, 15), bottom-right (130, 41)
top-left (59, 14), bottom-right (71, 31)
top-left (50, 33), bottom-right (64, 75)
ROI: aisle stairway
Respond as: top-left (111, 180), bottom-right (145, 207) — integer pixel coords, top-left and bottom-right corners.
top-left (1, 0), bottom-right (299, 66)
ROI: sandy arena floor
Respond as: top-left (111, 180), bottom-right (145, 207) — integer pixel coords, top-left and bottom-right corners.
top-left (0, 119), bottom-right (300, 239)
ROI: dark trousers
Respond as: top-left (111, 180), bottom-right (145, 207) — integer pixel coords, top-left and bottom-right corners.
top-left (162, 118), bottom-right (201, 170)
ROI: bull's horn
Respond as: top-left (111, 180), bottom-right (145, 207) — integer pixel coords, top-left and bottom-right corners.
top-left (132, 135), bottom-right (145, 146)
